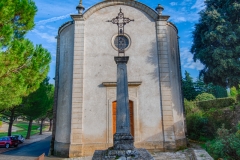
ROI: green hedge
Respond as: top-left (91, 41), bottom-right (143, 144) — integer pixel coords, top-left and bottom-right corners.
top-left (196, 97), bottom-right (235, 110)
top-left (195, 93), bottom-right (215, 101)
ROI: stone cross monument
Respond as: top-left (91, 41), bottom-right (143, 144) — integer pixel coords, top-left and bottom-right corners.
top-left (92, 9), bottom-right (154, 160)
top-left (108, 8), bottom-right (134, 150)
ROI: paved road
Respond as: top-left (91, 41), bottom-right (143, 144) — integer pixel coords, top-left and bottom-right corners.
top-left (0, 136), bottom-right (51, 160)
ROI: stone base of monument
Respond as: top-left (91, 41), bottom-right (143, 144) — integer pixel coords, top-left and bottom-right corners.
top-left (92, 133), bottom-right (154, 160)
top-left (92, 148), bottom-right (154, 160)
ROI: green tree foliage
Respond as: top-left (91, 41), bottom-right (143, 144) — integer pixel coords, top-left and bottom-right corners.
top-left (0, 0), bottom-right (51, 109)
top-left (21, 78), bottom-right (53, 139)
top-left (230, 85), bottom-right (240, 97)
top-left (38, 85), bottom-right (54, 135)
top-left (0, 0), bottom-right (36, 46)
top-left (213, 85), bottom-right (228, 98)
top-left (195, 93), bottom-right (216, 101)
top-left (195, 78), bottom-right (228, 98)
top-left (191, 0), bottom-right (240, 89)
top-left (182, 71), bottom-right (198, 100)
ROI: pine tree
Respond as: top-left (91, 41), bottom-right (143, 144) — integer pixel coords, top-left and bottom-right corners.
top-left (182, 71), bottom-right (198, 100)
top-left (191, 0), bottom-right (240, 89)
top-left (0, 0), bottom-right (51, 109)
top-left (21, 78), bottom-right (53, 139)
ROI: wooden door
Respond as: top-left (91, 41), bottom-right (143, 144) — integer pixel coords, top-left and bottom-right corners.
top-left (112, 101), bottom-right (134, 136)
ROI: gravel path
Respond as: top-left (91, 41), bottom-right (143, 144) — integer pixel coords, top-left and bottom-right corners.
top-left (0, 122), bottom-right (22, 132)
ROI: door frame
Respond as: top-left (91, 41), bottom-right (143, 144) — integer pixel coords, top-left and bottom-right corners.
top-left (106, 87), bottom-right (140, 144)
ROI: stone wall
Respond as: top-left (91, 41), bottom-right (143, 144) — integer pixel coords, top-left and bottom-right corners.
top-left (55, 23), bottom-right (74, 157)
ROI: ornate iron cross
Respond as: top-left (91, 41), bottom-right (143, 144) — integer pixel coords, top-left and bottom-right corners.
top-left (107, 8), bottom-right (134, 56)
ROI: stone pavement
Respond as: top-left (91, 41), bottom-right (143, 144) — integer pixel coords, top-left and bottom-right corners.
top-left (50, 148), bottom-right (212, 160)
top-left (0, 131), bottom-right (213, 160)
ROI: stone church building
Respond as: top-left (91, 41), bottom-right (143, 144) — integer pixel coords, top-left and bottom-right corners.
top-left (54, 0), bottom-right (187, 157)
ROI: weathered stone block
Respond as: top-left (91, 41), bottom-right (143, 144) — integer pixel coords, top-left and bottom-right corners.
top-left (162, 105), bottom-right (172, 111)
top-left (71, 128), bottom-right (82, 134)
top-left (163, 109), bottom-right (173, 114)
top-left (69, 144), bottom-right (83, 157)
top-left (92, 148), bottom-right (154, 160)
top-left (163, 116), bottom-right (173, 121)
top-left (54, 141), bottom-right (70, 158)
top-left (162, 100), bottom-right (172, 106)
top-left (163, 120), bottom-right (174, 125)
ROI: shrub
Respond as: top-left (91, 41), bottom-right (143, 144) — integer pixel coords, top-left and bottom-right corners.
top-left (236, 123), bottom-right (240, 139)
top-left (0, 121), bottom-right (2, 127)
top-left (185, 98), bottom-right (233, 141)
top-left (184, 99), bottom-right (197, 115)
top-left (206, 124), bottom-right (240, 160)
top-left (184, 99), bottom-right (214, 140)
top-left (195, 93), bottom-right (215, 101)
top-left (186, 114), bottom-right (211, 140)
top-left (196, 97), bottom-right (235, 110)
top-left (236, 94), bottom-right (240, 103)
top-left (230, 86), bottom-right (240, 97)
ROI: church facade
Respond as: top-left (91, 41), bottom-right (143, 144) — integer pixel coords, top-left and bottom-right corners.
top-left (54, 0), bottom-right (187, 157)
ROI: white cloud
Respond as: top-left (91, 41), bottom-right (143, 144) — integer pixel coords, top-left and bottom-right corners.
top-left (170, 2), bottom-right (178, 6)
top-left (36, 13), bottom-right (74, 25)
top-left (181, 0), bottom-right (193, 6)
top-left (45, 25), bottom-right (57, 31)
top-left (180, 47), bottom-right (204, 70)
top-left (191, 0), bottom-right (205, 12)
top-left (164, 6), bottom-right (200, 23)
top-left (39, 25), bottom-right (45, 29)
top-left (171, 16), bottom-right (187, 23)
top-left (32, 30), bottom-right (56, 43)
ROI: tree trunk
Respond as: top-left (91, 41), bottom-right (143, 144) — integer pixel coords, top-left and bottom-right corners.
top-left (39, 118), bottom-right (44, 135)
top-left (26, 119), bottom-right (33, 139)
top-left (7, 108), bottom-right (15, 136)
top-left (49, 119), bottom-right (53, 131)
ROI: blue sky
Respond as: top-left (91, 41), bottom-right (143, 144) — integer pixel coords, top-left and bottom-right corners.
top-left (27, 0), bottom-right (205, 84)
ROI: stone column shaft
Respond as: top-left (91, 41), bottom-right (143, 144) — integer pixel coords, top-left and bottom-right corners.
top-left (113, 56), bottom-right (134, 150)
top-left (115, 56), bottom-right (130, 134)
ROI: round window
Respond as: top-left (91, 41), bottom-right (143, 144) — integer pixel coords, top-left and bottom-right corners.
top-left (112, 34), bottom-right (131, 51)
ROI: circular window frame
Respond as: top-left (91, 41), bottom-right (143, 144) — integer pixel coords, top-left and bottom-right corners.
top-left (111, 34), bottom-right (131, 52)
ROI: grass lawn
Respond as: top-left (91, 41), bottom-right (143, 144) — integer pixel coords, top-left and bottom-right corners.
top-left (0, 122), bottom-right (48, 138)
